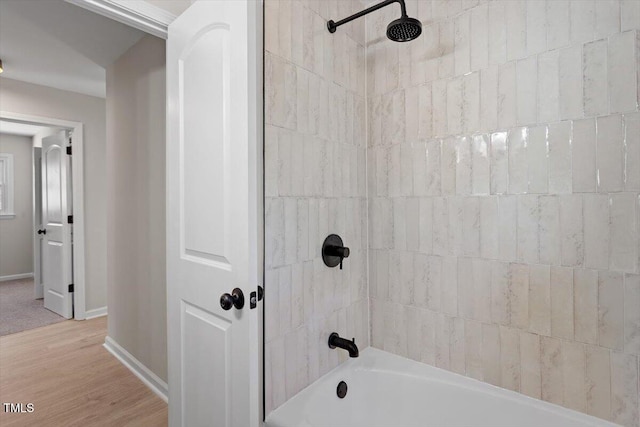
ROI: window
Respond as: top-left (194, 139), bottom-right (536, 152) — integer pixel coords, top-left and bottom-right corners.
top-left (0, 153), bottom-right (15, 218)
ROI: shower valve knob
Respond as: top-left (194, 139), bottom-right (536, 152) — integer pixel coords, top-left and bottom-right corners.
top-left (322, 234), bottom-right (350, 270)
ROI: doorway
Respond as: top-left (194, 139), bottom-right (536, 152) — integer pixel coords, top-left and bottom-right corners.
top-left (0, 116), bottom-right (85, 334)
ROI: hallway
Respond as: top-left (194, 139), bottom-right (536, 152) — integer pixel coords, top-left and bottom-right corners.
top-left (0, 317), bottom-right (167, 426)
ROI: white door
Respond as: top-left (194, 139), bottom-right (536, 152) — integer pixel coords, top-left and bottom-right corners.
top-left (41, 131), bottom-right (73, 319)
top-left (166, 1), bottom-right (263, 426)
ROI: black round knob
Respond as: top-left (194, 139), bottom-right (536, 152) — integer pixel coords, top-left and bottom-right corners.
top-left (220, 293), bottom-right (234, 310)
top-left (220, 288), bottom-right (245, 310)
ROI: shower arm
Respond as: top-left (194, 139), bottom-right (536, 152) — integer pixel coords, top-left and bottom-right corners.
top-left (327, 0), bottom-right (407, 33)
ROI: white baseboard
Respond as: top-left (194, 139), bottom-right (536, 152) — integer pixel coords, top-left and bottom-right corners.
top-left (0, 272), bottom-right (34, 282)
top-left (85, 306), bottom-right (108, 319)
top-left (103, 336), bottom-right (168, 402)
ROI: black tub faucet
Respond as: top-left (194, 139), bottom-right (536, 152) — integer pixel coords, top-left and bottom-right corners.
top-left (328, 332), bottom-right (359, 358)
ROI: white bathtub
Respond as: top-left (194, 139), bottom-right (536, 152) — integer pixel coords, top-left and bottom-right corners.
top-left (265, 347), bottom-right (617, 427)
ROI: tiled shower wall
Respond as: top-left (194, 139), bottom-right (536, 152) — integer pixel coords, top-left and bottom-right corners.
top-left (264, 0), bottom-right (369, 415)
top-left (367, 1), bottom-right (639, 426)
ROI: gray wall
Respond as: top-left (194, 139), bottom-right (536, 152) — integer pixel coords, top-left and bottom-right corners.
top-left (106, 35), bottom-right (167, 382)
top-left (0, 79), bottom-right (107, 310)
top-left (0, 133), bottom-right (33, 277)
top-left (366, 1), bottom-right (639, 426)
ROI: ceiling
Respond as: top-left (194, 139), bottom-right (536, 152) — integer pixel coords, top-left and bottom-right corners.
top-left (0, 0), bottom-right (147, 98)
top-left (0, 121), bottom-right (57, 136)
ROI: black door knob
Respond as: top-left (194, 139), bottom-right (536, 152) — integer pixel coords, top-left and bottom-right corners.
top-left (220, 288), bottom-right (245, 310)
top-left (37, 229), bottom-right (46, 235)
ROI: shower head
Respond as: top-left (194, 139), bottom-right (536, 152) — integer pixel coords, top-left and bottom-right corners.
top-left (327, 0), bottom-right (422, 43)
top-left (386, 16), bottom-right (422, 42)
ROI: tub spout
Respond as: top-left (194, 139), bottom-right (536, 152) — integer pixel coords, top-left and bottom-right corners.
top-left (328, 332), bottom-right (359, 358)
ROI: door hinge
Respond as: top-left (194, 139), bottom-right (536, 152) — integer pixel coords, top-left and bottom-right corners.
top-left (250, 285), bottom-right (264, 309)
top-left (68, 284), bottom-right (74, 292)
top-left (67, 215), bottom-right (73, 224)
top-left (66, 146), bottom-right (72, 155)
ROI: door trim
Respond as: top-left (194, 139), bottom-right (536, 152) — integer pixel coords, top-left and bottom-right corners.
top-left (0, 111), bottom-right (87, 320)
top-left (64, 0), bottom-right (177, 39)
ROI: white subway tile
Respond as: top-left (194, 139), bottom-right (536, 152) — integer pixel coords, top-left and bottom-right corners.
top-left (520, 331), bottom-right (542, 399)
top-left (500, 326), bottom-right (520, 392)
top-left (472, 134), bottom-right (490, 195)
top-left (438, 21), bottom-right (455, 79)
top-left (490, 131), bottom-right (509, 195)
top-left (560, 194), bottom-right (585, 267)
top-left (436, 313), bottom-right (451, 370)
top-left (441, 256), bottom-right (458, 316)
top-left (598, 271), bottom-right (624, 350)
top-left (608, 31), bottom-right (638, 114)
top-left (624, 274), bottom-right (640, 355)
top-left (426, 140), bottom-right (441, 195)
top-left (526, 0), bottom-right (547, 56)
top-left (508, 128), bottom-right (529, 194)
top-left (279, 265), bottom-right (292, 335)
top-left (441, 137), bottom-right (457, 195)
top-left (482, 323), bottom-right (501, 386)
top-left (498, 61), bottom-right (517, 128)
top-left (625, 113), bottom-right (640, 191)
top-left (546, 0), bottom-right (570, 50)
top-left (551, 266), bottom-right (575, 340)
top-left (537, 50), bottom-right (560, 124)
top-left (419, 198), bottom-right (433, 254)
top-left (585, 345), bottom-right (611, 420)
top-left (451, 317), bottom-right (466, 375)
top-left (470, 3), bottom-right (489, 71)
top-left (449, 197), bottom-right (464, 256)
top-left (454, 11), bottom-right (471, 76)
top-left (527, 125), bottom-right (549, 194)
top-left (584, 194), bottom-right (610, 270)
top-left (405, 198), bottom-right (420, 252)
top-left (539, 195), bottom-right (561, 265)
top-left (480, 66), bottom-right (498, 132)
top-left (541, 336), bottom-right (563, 405)
top-left (611, 352), bottom-right (639, 427)
top-left (563, 341), bottom-right (586, 412)
top-left (491, 261), bottom-right (510, 325)
top-left (595, 0), bottom-right (620, 39)
top-left (597, 115), bottom-right (625, 192)
top-left (432, 79), bottom-right (448, 137)
top-left (412, 143), bottom-right (427, 196)
top-left (456, 136), bottom-right (472, 195)
top-left (574, 268), bottom-right (599, 345)
top-left (473, 258), bottom-right (492, 322)
top-left (570, 0), bottom-right (595, 43)
top-left (583, 39), bottom-right (608, 117)
top-left (529, 264), bottom-right (551, 336)
top-left (621, 0), bottom-right (640, 31)
top-left (516, 56), bottom-right (538, 126)
top-left (506, 0), bottom-right (527, 60)
top-left (498, 196), bottom-right (518, 262)
top-left (488, 1), bottom-right (507, 65)
top-left (610, 193), bottom-right (638, 273)
top-left (465, 319), bottom-right (483, 379)
top-left (393, 198), bottom-right (407, 251)
top-left (463, 72), bottom-right (480, 134)
top-left (447, 77), bottom-right (464, 135)
top-left (480, 197), bottom-right (499, 260)
top-left (510, 264), bottom-right (530, 330)
top-left (432, 197), bottom-right (450, 256)
top-left (418, 84), bottom-right (433, 139)
top-left (517, 195), bottom-right (540, 264)
top-left (548, 121), bottom-right (572, 194)
top-left (559, 45), bottom-right (584, 120)
top-left (572, 118), bottom-right (597, 192)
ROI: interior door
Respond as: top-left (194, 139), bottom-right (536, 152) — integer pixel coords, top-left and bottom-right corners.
top-left (166, 1), bottom-right (263, 426)
top-left (41, 130), bottom-right (73, 319)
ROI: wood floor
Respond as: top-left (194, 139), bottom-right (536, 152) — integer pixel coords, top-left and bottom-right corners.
top-left (0, 317), bottom-right (167, 426)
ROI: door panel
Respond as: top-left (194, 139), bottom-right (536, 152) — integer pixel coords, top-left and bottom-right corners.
top-left (42, 131), bottom-right (72, 319)
top-left (167, 1), bottom-right (263, 426)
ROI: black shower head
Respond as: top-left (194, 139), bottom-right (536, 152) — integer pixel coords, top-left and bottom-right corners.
top-left (327, 0), bottom-right (422, 43)
top-left (386, 16), bottom-right (422, 42)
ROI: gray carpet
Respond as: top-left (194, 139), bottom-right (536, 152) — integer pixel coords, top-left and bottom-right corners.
top-left (0, 278), bottom-right (65, 336)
